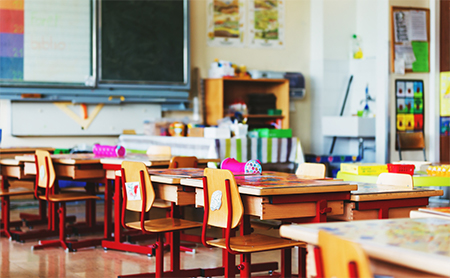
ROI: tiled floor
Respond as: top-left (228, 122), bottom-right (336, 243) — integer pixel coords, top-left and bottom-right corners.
top-left (2, 201), bottom-right (298, 278)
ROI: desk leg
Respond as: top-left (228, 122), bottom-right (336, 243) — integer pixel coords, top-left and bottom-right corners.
top-left (1, 195), bottom-right (12, 238)
top-left (114, 174), bottom-right (122, 243)
top-left (104, 179), bottom-right (112, 240)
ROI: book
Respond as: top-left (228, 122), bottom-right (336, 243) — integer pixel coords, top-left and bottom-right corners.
top-left (418, 207), bottom-right (450, 217)
top-left (340, 163), bottom-right (388, 175)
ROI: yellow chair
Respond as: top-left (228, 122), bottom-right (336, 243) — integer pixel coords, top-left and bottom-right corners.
top-left (32, 150), bottom-right (101, 252)
top-left (295, 162), bottom-right (326, 179)
top-left (168, 156), bottom-right (198, 169)
top-left (377, 172), bottom-right (413, 188)
top-left (201, 168), bottom-right (304, 277)
top-left (120, 161), bottom-right (202, 277)
top-left (315, 230), bottom-right (373, 278)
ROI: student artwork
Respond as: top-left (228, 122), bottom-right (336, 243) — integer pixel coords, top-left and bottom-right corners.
top-left (125, 181), bottom-right (141, 201)
top-left (207, 0), bottom-right (246, 47)
top-left (210, 190), bottom-right (222, 211)
top-left (248, 0), bottom-right (284, 48)
top-left (395, 80), bottom-right (425, 148)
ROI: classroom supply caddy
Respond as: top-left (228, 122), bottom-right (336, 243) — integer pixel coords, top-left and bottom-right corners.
top-left (387, 163), bottom-right (415, 176)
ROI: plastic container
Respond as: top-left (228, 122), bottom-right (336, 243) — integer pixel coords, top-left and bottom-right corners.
top-left (387, 163), bottom-right (415, 176)
top-left (220, 158), bottom-right (262, 174)
top-left (92, 144), bottom-right (126, 157)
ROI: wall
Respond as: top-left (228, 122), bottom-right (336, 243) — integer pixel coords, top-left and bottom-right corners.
top-left (309, 0), bottom-right (389, 163)
top-left (1, 0), bottom-right (313, 153)
top-left (389, 0), bottom-right (436, 162)
top-left (189, 0), bottom-right (312, 152)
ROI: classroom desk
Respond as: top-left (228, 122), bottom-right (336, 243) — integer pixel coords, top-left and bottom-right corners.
top-left (280, 218), bottom-right (450, 278)
top-left (0, 147), bottom-right (54, 159)
top-left (179, 170), bottom-right (356, 222)
top-left (123, 169), bottom-right (357, 277)
top-left (14, 154), bottom-right (219, 242)
top-left (337, 171), bottom-right (450, 187)
top-left (329, 182), bottom-right (443, 221)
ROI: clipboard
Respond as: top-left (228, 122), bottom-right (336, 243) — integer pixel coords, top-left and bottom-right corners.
top-left (391, 6), bottom-right (430, 73)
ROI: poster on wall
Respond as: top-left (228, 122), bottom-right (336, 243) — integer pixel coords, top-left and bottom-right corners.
top-left (395, 79), bottom-right (425, 148)
top-left (440, 72), bottom-right (450, 116)
top-left (248, 0), bottom-right (284, 48)
top-left (207, 0), bottom-right (246, 47)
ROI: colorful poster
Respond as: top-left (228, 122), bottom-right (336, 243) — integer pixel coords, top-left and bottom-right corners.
top-left (207, 0), bottom-right (245, 47)
top-left (395, 80), bottom-right (425, 148)
top-left (248, 0), bottom-right (284, 48)
top-left (440, 72), bottom-right (450, 116)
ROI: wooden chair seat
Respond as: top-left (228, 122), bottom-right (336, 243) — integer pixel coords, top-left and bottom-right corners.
top-left (0, 187), bottom-right (34, 196)
top-left (206, 233), bottom-right (305, 253)
top-left (38, 192), bottom-right (101, 202)
top-left (126, 218), bottom-right (202, 233)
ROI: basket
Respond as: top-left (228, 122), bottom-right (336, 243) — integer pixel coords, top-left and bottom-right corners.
top-left (387, 163), bottom-right (415, 176)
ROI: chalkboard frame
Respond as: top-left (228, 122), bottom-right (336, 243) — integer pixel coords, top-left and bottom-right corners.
top-left (0, 0), bottom-right (191, 106)
top-left (97, 0), bottom-right (190, 91)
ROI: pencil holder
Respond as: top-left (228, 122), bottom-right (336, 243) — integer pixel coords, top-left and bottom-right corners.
top-left (220, 158), bottom-right (262, 174)
top-left (92, 144), bottom-right (126, 157)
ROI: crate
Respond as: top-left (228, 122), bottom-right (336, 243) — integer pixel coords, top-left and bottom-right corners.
top-left (387, 163), bottom-right (415, 176)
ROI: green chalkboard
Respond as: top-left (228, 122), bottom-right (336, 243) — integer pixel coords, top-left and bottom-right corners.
top-left (99, 0), bottom-right (188, 88)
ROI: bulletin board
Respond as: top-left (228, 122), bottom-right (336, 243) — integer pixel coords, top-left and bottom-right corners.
top-left (395, 79), bottom-right (425, 148)
top-left (391, 6), bottom-right (430, 73)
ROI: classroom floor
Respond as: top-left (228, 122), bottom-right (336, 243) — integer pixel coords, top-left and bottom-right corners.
top-left (1, 201), bottom-right (299, 278)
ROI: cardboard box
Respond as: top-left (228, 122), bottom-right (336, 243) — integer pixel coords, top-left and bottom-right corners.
top-left (187, 127), bottom-right (204, 137)
top-left (340, 163), bottom-right (388, 175)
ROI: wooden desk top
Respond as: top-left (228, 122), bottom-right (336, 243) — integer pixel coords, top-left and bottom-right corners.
top-left (15, 153), bottom-right (101, 165)
top-left (0, 147), bottom-right (54, 154)
top-left (16, 153), bottom-right (220, 167)
top-left (337, 171), bottom-right (450, 187)
top-left (279, 218), bottom-right (450, 277)
top-left (179, 172), bottom-right (356, 196)
top-left (350, 183), bottom-right (443, 201)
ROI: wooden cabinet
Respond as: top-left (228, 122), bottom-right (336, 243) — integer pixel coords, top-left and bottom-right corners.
top-left (203, 78), bottom-right (290, 129)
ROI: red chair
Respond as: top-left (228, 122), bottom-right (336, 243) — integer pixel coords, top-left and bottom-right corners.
top-left (118, 161), bottom-right (203, 277)
top-left (32, 150), bottom-right (102, 252)
top-left (202, 168), bottom-right (305, 277)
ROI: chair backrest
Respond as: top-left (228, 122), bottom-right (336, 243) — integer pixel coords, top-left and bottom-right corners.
top-left (376, 172), bottom-right (414, 188)
top-left (203, 168), bottom-right (244, 229)
top-left (397, 132), bottom-right (426, 160)
top-left (146, 145), bottom-right (171, 156)
top-left (318, 230), bottom-right (373, 278)
top-left (295, 162), bottom-right (326, 179)
top-left (169, 156), bottom-right (198, 169)
top-left (121, 161), bottom-right (155, 212)
top-left (35, 150), bottom-right (56, 189)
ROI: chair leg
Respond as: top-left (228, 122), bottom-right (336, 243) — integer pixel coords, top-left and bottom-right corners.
top-left (32, 202), bottom-right (101, 252)
top-left (155, 233), bottom-right (164, 277)
top-left (239, 253), bottom-right (251, 278)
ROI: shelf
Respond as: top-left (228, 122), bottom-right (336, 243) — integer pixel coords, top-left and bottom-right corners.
top-left (204, 78), bottom-right (289, 128)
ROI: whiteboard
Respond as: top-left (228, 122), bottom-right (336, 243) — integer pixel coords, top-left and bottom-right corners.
top-left (11, 102), bottom-right (161, 136)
